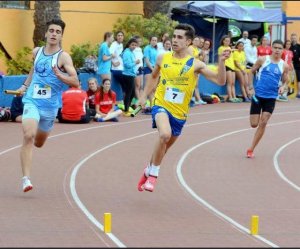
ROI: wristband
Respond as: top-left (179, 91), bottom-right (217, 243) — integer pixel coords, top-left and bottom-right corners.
top-left (22, 83), bottom-right (28, 88)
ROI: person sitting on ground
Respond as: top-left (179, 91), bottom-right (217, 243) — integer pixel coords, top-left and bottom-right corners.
top-left (10, 94), bottom-right (24, 122)
top-left (94, 78), bottom-right (122, 122)
top-left (57, 82), bottom-right (91, 123)
top-left (86, 77), bottom-right (99, 118)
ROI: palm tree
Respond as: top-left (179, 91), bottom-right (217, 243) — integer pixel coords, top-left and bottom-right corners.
top-left (143, 1), bottom-right (170, 18)
top-left (33, 1), bottom-right (61, 47)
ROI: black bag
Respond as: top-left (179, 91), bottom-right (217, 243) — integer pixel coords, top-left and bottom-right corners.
top-left (200, 95), bottom-right (214, 104)
top-left (0, 107), bottom-right (11, 121)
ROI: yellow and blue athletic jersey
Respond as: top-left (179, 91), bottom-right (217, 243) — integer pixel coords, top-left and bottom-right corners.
top-left (153, 52), bottom-right (197, 120)
top-left (189, 45), bottom-right (199, 58)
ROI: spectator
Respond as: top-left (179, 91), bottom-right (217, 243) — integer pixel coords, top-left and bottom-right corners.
top-left (121, 37), bottom-right (140, 116)
top-left (233, 41), bottom-right (251, 102)
top-left (86, 77), bottom-right (99, 117)
top-left (10, 95), bottom-right (24, 122)
top-left (264, 25), bottom-right (272, 45)
top-left (244, 35), bottom-right (258, 94)
top-left (290, 33), bottom-right (300, 98)
top-left (143, 36), bottom-right (158, 108)
top-left (57, 82), bottom-right (90, 123)
top-left (157, 32), bottom-right (170, 52)
top-left (97, 31), bottom-right (114, 81)
top-left (157, 38), bottom-right (172, 56)
top-left (237, 30), bottom-right (251, 48)
top-left (218, 35), bottom-right (240, 102)
top-left (83, 54), bottom-right (98, 73)
top-left (188, 36), bottom-right (200, 59)
top-left (133, 35), bottom-right (144, 103)
top-left (110, 31), bottom-right (124, 96)
top-left (94, 78), bottom-right (122, 122)
top-left (277, 39), bottom-right (294, 101)
top-left (188, 36), bottom-right (207, 105)
top-left (257, 36), bottom-right (272, 56)
top-left (201, 39), bottom-right (212, 64)
top-left (228, 30), bottom-right (235, 48)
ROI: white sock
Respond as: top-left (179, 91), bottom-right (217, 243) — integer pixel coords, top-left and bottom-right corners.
top-left (144, 164), bottom-right (151, 177)
top-left (149, 164), bottom-right (160, 177)
top-left (22, 176), bottom-right (29, 180)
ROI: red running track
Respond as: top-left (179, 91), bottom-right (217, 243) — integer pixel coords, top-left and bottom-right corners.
top-left (1, 99), bottom-right (300, 247)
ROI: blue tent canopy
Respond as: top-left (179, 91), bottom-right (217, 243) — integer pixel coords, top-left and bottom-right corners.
top-left (171, 1), bottom-right (283, 63)
top-left (175, 1), bottom-right (283, 22)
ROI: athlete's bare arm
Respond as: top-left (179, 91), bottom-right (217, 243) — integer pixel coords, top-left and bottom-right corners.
top-left (251, 56), bottom-right (265, 74)
top-left (54, 51), bottom-right (79, 87)
top-left (195, 50), bottom-right (229, 85)
top-left (138, 54), bottom-right (163, 107)
top-left (279, 63), bottom-right (290, 94)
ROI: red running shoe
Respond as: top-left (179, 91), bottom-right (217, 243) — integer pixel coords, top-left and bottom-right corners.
top-left (247, 149), bottom-right (254, 158)
top-left (137, 167), bottom-right (148, 192)
top-left (144, 175), bottom-right (157, 192)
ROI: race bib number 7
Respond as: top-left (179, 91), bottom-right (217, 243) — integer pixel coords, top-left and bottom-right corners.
top-left (32, 84), bottom-right (51, 99)
top-left (164, 87), bottom-right (184, 104)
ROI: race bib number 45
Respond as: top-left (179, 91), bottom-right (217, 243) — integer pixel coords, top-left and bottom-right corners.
top-left (32, 84), bottom-right (51, 99)
top-left (164, 87), bottom-right (184, 104)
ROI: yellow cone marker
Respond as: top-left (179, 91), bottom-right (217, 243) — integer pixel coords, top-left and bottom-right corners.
top-left (104, 213), bottom-right (112, 233)
top-left (250, 215), bottom-right (259, 235)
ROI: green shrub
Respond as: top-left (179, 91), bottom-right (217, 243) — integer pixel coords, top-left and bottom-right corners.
top-left (0, 47), bottom-right (32, 75)
top-left (70, 42), bottom-right (98, 69)
top-left (113, 13), bottom-right (178, 48)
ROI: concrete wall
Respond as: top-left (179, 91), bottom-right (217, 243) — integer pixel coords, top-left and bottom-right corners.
top-left (0, 1), bottom-right (143, 73)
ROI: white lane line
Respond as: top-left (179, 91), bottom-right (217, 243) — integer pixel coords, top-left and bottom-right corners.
top-left (176, 120), bottom-right (300, 248)
top-left (273, 137), bottom-right (300, 192)
top-left (70, 131), bottom-right (156, 248)
top-left (1, 110), bottom-right (300, 247)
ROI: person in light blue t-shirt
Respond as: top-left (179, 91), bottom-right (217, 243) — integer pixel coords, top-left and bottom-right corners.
top-left (98, 32), bottom-right (115, 81)
top-left (143, 36), bottom-right (158, 108)
top-left (120, 37), bottom-right (140, 116)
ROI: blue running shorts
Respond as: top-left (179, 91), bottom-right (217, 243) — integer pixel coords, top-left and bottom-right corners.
top-left (151, 105), bottom-right (186, 136)
top-left (22, 102), bottom-right (58, 132)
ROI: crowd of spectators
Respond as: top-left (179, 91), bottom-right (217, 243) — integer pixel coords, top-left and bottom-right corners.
top-left (2, 27), bottom-right (299, 124)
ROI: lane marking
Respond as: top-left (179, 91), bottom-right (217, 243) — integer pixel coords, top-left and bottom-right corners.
top-left (176, 119), bottom-right (300, 248)
top-left (1, 109), bottom-right (300, 247)
top-left (273, 137), bottom-right (300, 191)
top-left (70, 131), bottom-right (156, 248)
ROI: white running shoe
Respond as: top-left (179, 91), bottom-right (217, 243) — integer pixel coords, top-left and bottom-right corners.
top-left (22, 176), bottom-right (33, 192)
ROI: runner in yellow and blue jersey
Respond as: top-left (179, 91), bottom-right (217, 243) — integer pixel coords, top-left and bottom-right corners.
top-left (137, 23), bottom-right (231, 192)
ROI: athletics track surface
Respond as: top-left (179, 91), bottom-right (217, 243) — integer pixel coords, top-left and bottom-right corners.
top-left (1, 100), bottom-right (300, 247)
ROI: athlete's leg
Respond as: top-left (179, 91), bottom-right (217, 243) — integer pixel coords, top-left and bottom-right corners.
top-left (150, 112), bottom-right (176, 166)
top-left (34, 129), bottom-right (50, 148)
top-left (20, 118), bottom-right (39, 177)
top-left (102, 109), bottom-right (123, 121)
top-left (249, 111), bottom-right (272, 152)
